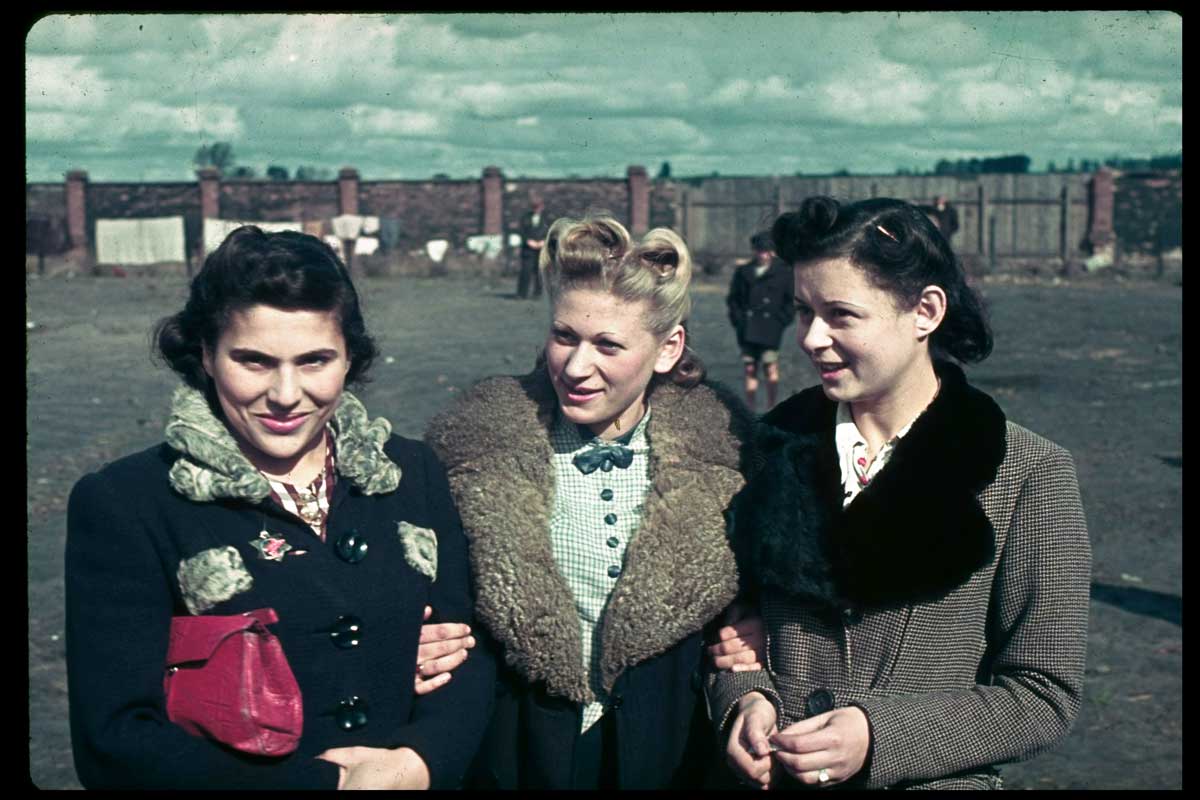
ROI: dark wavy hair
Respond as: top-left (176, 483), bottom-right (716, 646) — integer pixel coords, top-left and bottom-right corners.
top-left (154, 225), bottom-right (378, 390)
top-left (750, 230), bottom-right (774, 252)
top-left (772, 196), bottom-right (992, 363)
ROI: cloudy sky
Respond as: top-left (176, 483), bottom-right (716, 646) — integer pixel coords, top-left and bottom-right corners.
top-left (25, 12), bottom-right (1181, 182)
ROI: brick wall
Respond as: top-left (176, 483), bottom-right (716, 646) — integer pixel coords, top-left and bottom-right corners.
top-left (502, 179), bottom-right (630, 233)
top-left (26, 184), bottom-right (69, 254)
top-left (219, 180), bottom-right (340, 225)
top-left (1114, 171), bottom-right (1183, 256)
top-left (359, 179), bottom-right (482, 252)
top-left (25, 166), bottom-right (1181, 274)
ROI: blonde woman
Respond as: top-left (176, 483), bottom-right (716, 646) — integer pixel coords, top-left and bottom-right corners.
top-left (426, 215), bottom-right (758, 789)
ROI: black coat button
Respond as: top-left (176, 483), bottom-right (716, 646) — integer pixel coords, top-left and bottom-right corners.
top-left (329, 615), bottom-right (363, 649)
top-left (335, 696), bottom-right (369, 731)
top-left (806, 688), bottom-right (835, 717)
top-left (335, 530), bottom-right (369, 564)
top-left (604, 513), bottom-right (618, 525)
top-left (609, 694), bottom-right (623, 710)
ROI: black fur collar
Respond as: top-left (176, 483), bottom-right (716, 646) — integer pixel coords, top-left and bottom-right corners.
top-left (729, 361), bottom-right (1007, 609)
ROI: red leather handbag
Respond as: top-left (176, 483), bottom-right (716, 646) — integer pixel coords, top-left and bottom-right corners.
top-left (163, 607), bottom-right (303, 756)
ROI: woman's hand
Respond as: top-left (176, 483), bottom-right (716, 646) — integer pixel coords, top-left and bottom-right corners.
top-left (768, 706), bottom-right (871, 787)
top-left (415, 605), bottom-right (475, 695)
top-left (708, 601), bottom-right (765, 671)
top-left (316, 745), bottom-right (431, 790)
top-left (725, 692), bottom-right (778, 790)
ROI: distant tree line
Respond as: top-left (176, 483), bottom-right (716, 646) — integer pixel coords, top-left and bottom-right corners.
top-left (1055, 153), bottom-right (1183, 173)
top-left (193, 142), bottom-right (332, 181)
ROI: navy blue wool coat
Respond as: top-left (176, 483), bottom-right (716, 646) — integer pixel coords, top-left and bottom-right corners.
top-left (65, 392), bottom-right (494, 790)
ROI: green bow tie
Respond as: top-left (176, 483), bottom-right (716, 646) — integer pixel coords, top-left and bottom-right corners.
top-left (573, 442), bottom-right (635, 474)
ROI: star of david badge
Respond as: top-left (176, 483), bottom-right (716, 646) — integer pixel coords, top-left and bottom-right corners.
top-left (250, 530), bottom-right (293, 562)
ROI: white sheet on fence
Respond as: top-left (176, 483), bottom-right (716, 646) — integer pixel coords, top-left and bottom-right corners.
top-left (331, 214), bottom-right (365, 240)
top-left (466, 234), bottom-right (503, 259)
top-left (354, 236), bottom-right (380, 256)
top-left (425, 239), bottom-right (449, 263)
top-left (324, 235), bottom-right (347, 261)
top-left (361, 216), bottom-right (380, 235)
top-left (95, 217), bottom-right (186, 265)
top-left (204, 218), bottom-right (302, 254)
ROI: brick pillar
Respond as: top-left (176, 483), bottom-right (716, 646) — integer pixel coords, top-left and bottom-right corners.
top-left (338, 167), bottom-right (360, 216)
top-left (627, 165), bottom-right (649, 237)
top-left (65, 170), bottom-right (89, 257)
top-left (1087, 167), bottom-right (1115, 251)
top-left (197, 167), bottom-right (221, 220)
top-left (482, 166), bottom-right (503, 235)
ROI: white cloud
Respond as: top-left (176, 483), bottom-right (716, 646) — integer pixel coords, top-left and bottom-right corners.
top-left (25, 56), bottom-right (112, 111)
top-left (25, 110), bottom-right (82, 142)
top-left (22, 12), bottom-right (1183, 182)
top-left (344, 105), bottom-right (443, 137)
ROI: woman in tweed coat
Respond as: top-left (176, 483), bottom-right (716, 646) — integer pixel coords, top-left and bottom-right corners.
top-left (712, 197), bottom-right (1091, 790)
top-left (426, 215), bottom-right (756, 789)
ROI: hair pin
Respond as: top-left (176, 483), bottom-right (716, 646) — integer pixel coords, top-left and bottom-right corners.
top-left (876, 224), bottom-right (899, 243)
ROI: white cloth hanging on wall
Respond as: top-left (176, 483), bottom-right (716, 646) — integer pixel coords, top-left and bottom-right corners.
top-left (353, 236), bottom-right (380, 256)
top-left (323, 235), bottom-right (347, 261)
top-left (361, 216), bottom-right (380, 235)
top-left (203, 218), bottom-right (302, 254)
top-left (466, 234), bottom-right (503, 259)
top-left (331, 214), bottom-right (365, 240)
top-left (425, 239), bottom-right (449, 263)
top-left (95, 217), bottom-right (186, 265)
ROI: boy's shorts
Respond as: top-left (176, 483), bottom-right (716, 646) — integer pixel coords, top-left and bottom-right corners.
top-left (741, 344), bottom-right (779, 365)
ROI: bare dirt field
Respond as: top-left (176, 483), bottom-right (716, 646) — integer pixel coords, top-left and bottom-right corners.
top-left (26, 270), bottom-right (1181, 789)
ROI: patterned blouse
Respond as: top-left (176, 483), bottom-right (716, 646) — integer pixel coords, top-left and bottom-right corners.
top-left (835, 402), bottom-right (918, 508)
top-left (263, 429), bottom-right (337, 541)
top-left (548, 408), bottom-right (653, 733)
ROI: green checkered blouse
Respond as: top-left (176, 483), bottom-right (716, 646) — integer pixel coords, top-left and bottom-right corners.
top-left (548, 407), bottom-right (653, 733)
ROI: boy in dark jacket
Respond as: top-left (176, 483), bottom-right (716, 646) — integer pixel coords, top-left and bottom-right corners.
top-left (726, 231), bottom-right (794, 411)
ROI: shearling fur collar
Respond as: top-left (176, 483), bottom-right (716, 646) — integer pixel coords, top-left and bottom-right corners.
top-left (426, 370), bottom-right (751, 704)
top-left (164, 385), bottom-right (401, 503)
top-left (729, 361), bottom-right (1006, 610)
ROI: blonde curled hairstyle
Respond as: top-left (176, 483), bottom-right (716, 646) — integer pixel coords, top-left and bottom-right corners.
top-left (539, 213), bottom-right (704, 387)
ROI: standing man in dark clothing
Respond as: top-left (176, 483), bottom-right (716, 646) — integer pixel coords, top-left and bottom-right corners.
top-left (933, 195), bottom-right (959, 244)
top-left (726, 231), bottom-right (794, 412)
top-left (517, 193), bottom-right (550, 299)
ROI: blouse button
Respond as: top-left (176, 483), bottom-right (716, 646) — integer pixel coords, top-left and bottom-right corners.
top-left (600, 488), bottom-right (614, 502)
top-left (607, 565), bottom-right (621, 579)
top-left (606, 536), bottom-right (620, 549)
top-left (604, 513), bottom-right (618, 525)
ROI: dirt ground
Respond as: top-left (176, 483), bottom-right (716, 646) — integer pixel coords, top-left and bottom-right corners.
top-left (26, 269), bottom-right (1181, 789)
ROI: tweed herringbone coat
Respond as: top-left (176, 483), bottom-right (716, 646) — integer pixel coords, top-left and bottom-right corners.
top-left (426, 369), bottom-right (753, 789)
top-left (708, 362), bottom-right (1091, 790)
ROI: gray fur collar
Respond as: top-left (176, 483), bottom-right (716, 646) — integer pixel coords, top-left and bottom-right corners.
top-left (164, 385), bottom-right (401, 503)
top-left (425, 370), bottom-right (751, 703)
